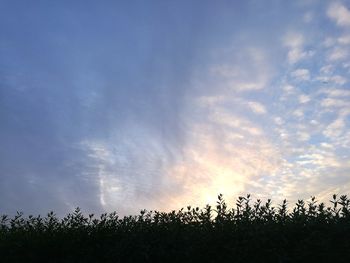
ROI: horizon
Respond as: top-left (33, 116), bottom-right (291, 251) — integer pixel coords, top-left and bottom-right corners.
top-left (1, 0), bottom-right (350, 217)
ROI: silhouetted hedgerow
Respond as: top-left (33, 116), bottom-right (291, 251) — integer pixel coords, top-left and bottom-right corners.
top-left (1, 194), bottom-right (350, 262)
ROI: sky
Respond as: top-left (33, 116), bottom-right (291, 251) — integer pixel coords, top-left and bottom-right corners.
top-left (0, 0), bottom-right (350, 216)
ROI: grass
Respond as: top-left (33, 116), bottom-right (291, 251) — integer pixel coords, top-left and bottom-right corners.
top-left (1, 194), bottom-right (350, 262)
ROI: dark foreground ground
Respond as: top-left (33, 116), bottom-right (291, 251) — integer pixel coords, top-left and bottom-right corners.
top-left (1, 194), bottom-right (350, 262)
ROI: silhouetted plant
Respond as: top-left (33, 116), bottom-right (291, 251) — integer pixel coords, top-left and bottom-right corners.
top-left (1, 194), bottom-right (350, 262)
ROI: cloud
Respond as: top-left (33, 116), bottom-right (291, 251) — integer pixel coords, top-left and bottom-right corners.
top-left (235, 82), bottom-right (264, 91)
top-left (316, 75), bottom-right (347, 85)
top-left (338, 35), bottom-right (350, 45)
top-left (328, 47), bottom-right (349, 61)
top-left (327, 2), bottom-right (350, 27)
top-left (280, 84), bottom-right (296, 101)
top-left (320, 65), bottom-right (334, 74)
top-left (199, 96), bottom-right (267, 115)
top-left (79, 125), bottom-right (180, 214)
top-left (197, 95), bottom-right (227, 107)
top-left (292, 108), bottom-right (304, 118)
top-left (297, 152), bottom-right (341, 168)
top-left (323, 118), bottom-right (345, 138)
top-left (283, 32), bottom-right (304, 48)
top-left (287, 49), bottom-right (309, 64)
top-left (303, 12), bottom-right (313, 23)
top-left (282, 32), bottom-right (315, 64)
top-left (323, 37), bottom-right (336, 47)
top-left (209, 109), bottom-right (264, 136)
top-left (283, 32), bottom-right (311, 64)
top-left (330, 75), bottom-right (347, 85)
top-left (298, 94), bottom-right (310, 104)
top-left (274, 117), bottom-right (284, 125)
top-left (319, 88), bottom-right (350, 97)
top-left (246, 101), bottom-right (267, 115)
top-left (297, 131), bottom-right (310, 141)
top-left (291, 69), bottom-right (310, 81)
top-left (210, 47), bottom-right (272, 92)
top-left (1, 0), bottom-right (350, 216)
top-left (320, 142), bottom-right (334, 149)
top-left (321, 98), bottom-right (348, 108)
top-left (160, 42), bottom-right (284, 208)
top-left (282, 84), bottom-right (295, 94)
top-left (165, 111), bottom-right (281, 208)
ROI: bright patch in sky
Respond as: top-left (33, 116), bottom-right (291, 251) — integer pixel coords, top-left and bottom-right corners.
top-left (0, 0), bottom-right (349, 216)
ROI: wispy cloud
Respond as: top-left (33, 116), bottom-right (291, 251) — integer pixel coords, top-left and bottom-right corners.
top-left (319, 88), bottom-right (350, 97)
top-left (327, 2), bottom-right (350, 27)
top-left (291, 69), bottom-right (310, 81)
top-left (298, 94), bottom-right (310, 104)
top-left (292, 108), bottom-right (304, 118)
top-left (246, 101), bottom-right (267, 115)
top-left (166, 110), bottom-right (280, 208)
top-left (328, 47), bottom-right (349, 61)
top-left (321, 98), bottom-right (348, 108)
top-left (210, 47), bottom-right (272, 92)
top-left (323, 118), bottom-right (346, 138)
top-left (1, 0), bottom-right (350, 216)
top-left (316, 75), bottom-right (347, 85)
top-left (303, 12), bottom-right (314, 23)
top-left (338, 35), bottom-right (350, 44)
top-left (283, 32), bottom-right (312, 64)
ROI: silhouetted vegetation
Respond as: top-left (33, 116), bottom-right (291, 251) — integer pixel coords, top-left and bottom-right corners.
top-left (1, 194), bottom-right (350, 262)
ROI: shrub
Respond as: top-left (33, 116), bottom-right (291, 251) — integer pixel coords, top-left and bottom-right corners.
top-left (1, 194), bottom-right (349, 262)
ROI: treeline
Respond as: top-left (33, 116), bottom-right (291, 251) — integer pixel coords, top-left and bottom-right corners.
top-left (1, 194), bottom-right (350, 262)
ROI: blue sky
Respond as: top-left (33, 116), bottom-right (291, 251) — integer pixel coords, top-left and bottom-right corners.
top-left (1, 0), bottom-right (350, 216)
